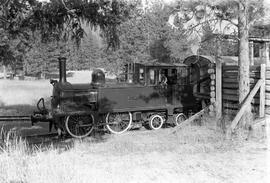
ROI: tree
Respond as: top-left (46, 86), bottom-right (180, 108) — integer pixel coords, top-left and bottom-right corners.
top-left (0, 0), bottom-right (134, 77)
top-left (238, 0), bottom-right (250, 125)
top-left (24, 28), bottom-right (103, 75)
top-left (0, 0), bottom-right (34, 78)
top-left (100, 1), bottom-right (192, 72)
top-left (70, 31), bottom-right (102, 70)
top-left (168, 0), bottom-right (265, 127)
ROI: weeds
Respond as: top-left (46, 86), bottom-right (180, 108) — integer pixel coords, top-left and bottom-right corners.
top-left (0, 128), bottom-right (29, 154)
top-left (0, 117), bottom-right (266, 183)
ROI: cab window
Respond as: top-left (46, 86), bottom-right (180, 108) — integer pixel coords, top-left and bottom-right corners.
top-left (149, 69), bottom-right (155, 85)
top-left (169, 69), bottom-right (177, 85)
top-left (139, 68), bottom-right (144, 83)
top-left (178, 67), bottom-right (189, 85)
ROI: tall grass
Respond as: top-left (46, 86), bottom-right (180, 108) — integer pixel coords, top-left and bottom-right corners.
top-left (0, 128), bottom-right (71, 183)
top-left (0, 129), bottom-right (29, 154)
top-left (0, 128), bottom-right (30, 183)
top-left (0, 117), bottom-right (267, 183)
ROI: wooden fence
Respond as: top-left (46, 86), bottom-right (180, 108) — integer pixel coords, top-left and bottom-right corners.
top-left (265, 67), bottom-right (270, 115)
top-left (222, 64), bottom-right (270, 116)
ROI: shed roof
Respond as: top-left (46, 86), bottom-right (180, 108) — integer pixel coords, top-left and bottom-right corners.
top-left (253, 15), bottom-right (270, 29)
top-left (184, 55), bottom-right (238, 66)
top-left (137, 62), bottom-right (187, 67)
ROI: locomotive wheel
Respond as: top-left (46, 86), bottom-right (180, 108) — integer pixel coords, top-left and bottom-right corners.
top-left (149, 114), bottom-right (164, 130)
top-left (65, 114), bottom-right (94, 138)
top-left (174, 113), bottom-right (187, 126)
top-left (105, 112), bottom-right (132, 134)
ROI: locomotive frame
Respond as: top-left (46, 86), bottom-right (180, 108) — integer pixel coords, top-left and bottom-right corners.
top-left (31, 58), bottom-right (201, 138)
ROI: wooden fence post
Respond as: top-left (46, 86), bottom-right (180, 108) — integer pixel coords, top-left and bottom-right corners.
top-left (249, 41), bottom-right (254, 65)
top-left (265, 42), bottom-right (270, 66)
top-left (216, 59), bottom-right (222, 119)
top-left (260, 43), bottom-right (264, 64)
top-left (260, 64), bottom-right (265, 117)
top-left (215, 40), bottom-right (222, 119)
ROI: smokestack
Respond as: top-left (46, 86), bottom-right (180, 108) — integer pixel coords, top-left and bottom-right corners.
top-left (58, 57), bottom-right (67, 83)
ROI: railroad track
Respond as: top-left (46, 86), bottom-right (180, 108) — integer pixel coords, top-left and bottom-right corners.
top-left (0, 115), bottom-right (31, 121)
top-left (0, 115), bottom-right (100, 144)
top-left (0, 115), bottom-right (58, 144)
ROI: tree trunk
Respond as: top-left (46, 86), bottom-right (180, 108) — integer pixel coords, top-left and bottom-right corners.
top-left (238, 0), bottom-right (251, 127)
top-left (3, 65), bottom-right (7, 79)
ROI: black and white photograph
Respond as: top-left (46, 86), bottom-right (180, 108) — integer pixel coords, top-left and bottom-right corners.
top-left (0, 0), bottom-right (269, 182)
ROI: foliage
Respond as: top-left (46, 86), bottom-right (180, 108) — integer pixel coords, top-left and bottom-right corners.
top-left (2, 0), bottom-right (267, 75)
top-left (0, 0), bottom-right (134, 74)
top-left (67, 30), bottom-right (102, 70)
top-left (0, 0), bottom-right (35, 72)
top-left (16, 0), bottom-right (133, 48)
top-left (199, 38), bottom-right (238, 56)
top-left (168, 0), bottom-right (265, 56)
top-left (198, 25), bottom-right (238, 56)
top-left (0, 30), bottom-right (14, 66)
top-left (24, 28), bottom-right (102, 75)
top-left (100, 2), bottom-right (193, 73)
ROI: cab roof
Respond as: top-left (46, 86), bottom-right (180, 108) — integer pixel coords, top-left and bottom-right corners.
top-left (135, 62), bottom-right (188, 68)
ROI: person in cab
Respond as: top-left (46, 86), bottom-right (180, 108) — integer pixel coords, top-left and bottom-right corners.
top-left (160, 71), bottom-right (168, 86)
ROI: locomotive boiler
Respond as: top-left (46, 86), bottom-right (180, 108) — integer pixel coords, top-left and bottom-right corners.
top-left (31, 57), bottom-right (199, 138)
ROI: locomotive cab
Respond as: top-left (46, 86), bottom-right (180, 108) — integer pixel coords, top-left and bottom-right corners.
top-left (119, 62), bottom-right (189, 87)
top-left (98, 62), bottom-right (192, 114)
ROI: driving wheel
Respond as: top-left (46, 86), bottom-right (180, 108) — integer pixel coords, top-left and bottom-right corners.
top-left (174, 113), bottom-right (187, 126)
top-left (105, 112), bottom-right (132, 134)
top-left (65, 114), bottom-right (94, 138)
top-left (149, 114), bottom-right (164, 130)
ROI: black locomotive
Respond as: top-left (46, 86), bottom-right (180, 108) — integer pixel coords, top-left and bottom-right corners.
top-left (31, 57), bottom-right (202, 138)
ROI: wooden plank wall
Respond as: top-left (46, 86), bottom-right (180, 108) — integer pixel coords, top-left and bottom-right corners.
top-left (265, 67), bottom-right (270, 115)
top-left (222, 65), bottom-right (239, 115)
top-left (222, 65), bottom-right (268, 116)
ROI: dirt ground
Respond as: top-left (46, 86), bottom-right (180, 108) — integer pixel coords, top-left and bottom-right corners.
top-left (0, 79), bottom-right (269, 183)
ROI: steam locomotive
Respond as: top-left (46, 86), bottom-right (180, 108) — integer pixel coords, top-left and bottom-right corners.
top-left (31, 57), bottom-right (202, 138)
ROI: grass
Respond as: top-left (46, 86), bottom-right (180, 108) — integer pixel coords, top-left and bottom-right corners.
top-left (0, 120), bottom-right (267, 183)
